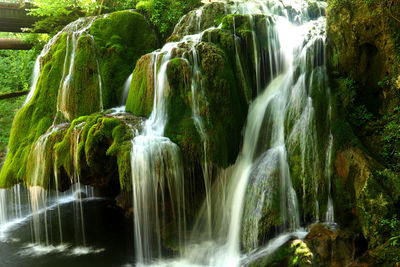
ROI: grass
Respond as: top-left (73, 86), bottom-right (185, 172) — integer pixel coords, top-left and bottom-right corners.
top-left (0, 96), bottom-right (25, 162)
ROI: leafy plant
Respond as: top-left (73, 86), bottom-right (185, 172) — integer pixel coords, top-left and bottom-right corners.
top-left (348, 105), bottom-right (374, 127)
top-left (337, 77), bottom-right (356, 110)
top-left (136, 0), bottom-right (201, 40)
top-left (381, 107), bottom-right (400, 171)
top-left (29, 0), bottom-right (101, 17)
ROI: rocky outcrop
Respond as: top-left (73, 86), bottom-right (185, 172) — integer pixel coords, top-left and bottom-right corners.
top-left (305, 223), bottom-right (355, 267)
top-left (0, 11), bottom-right (158, 188)
top-left (327, 0), bottom-right (400, 115)
top-left (333, 146), bottom-right (400, 266)
top-left (126, 14), bottom-right (269, 168)
top-left (327, 1), bottom-right (400, 264)
top-left (167, 2), bottom-right (228, 42)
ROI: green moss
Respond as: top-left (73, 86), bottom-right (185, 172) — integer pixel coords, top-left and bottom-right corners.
top-left (125, 54), bottom-right (155, 117)
top-left (197, 42), bottom-right (248, 167)
top-left (0, 33), bottom-right (68, 188)
top-left (164, 58), bottom-right (202, 162)
top-left (167, 2), bottom-right (227, 42)
top-left (85, 117), bottom-right (120, 167)
top-left (357, 169), bottom-right (400, 249)
top-left (71, 34), bottom-right (102, 119)
top-left (107, 124), bottom-right (134, 189)
top-left (90, 11), bottom-right (159, 108)
top-left (54, 113), bottom-right (140, 190)
top-left (0, 11), bottom-right (158, 188)
top-left (55, 115), bottom-right (101, 178)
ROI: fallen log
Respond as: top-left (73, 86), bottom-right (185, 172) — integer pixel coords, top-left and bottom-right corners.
top-left (0, 90), bottom-right (30, 100)
top-left (0, 38), bottom-right (33, 50)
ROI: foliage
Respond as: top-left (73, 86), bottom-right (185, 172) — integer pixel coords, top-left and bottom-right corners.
top-left (381, 106), bottom-right (400, 171)
top-left (29, 0), bottom-right (101, 17)
top-left (0, 50), bottom-right (38, 93)
top-left (348, 105), bottom-right (374, 127)
top-left (0, 97), bottom-right (25, 159)
top-left (31, 12), bottom-right (83, 35)
top-left (111, 0), bottom-right (139, 11)
top-left (336, 77), bottom-right (356, 110)
top-left (0, 35), bottom-right (39, 169)
top-left (136, 0), bottom-right (201, 40)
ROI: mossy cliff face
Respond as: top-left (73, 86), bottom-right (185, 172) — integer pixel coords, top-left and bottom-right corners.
top-left (19, 112), bottom-right (141, 194)
top-left (333, 147), bottom-right (400, 265)
top-left (327, 0), bottom-right (400, 115)
top-left (60, 33), bottom-right (102, 121)
top-left (328, 2), bottom-right (400, 264)
top-left (0, 11), bottom-right (157, 188)
top-left (125, 54), bottom-right (155, 117)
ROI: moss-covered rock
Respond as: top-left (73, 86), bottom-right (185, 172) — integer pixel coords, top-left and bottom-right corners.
top-left (125, 14), bottom-right (267, 168)
top-left (241, 157), bottom-right (281, 251)
top-left (125, 54), bottom-right (155, 117)
top-left (167, 2), bottom-right (228, 42)
top-left (90, 11), bottom-right (159, 108)
top-left (54, 113), bottom-right (143, 192)
top-left (0, 11), bottom-right (157, 188)
top-left (59, 33), bottom-right (102, 121)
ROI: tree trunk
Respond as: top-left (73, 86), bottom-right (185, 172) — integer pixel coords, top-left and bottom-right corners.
top-left (0, 90), bottom-right (30, 100)
top-left (0, 38), bottom-right (33, 50)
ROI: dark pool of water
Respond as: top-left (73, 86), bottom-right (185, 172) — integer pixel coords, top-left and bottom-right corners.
top-left (0, 198), bottom-right (135, 267)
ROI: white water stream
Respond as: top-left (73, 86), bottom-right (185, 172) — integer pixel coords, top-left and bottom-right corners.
top-left (127, 0), bottom-right (332, 266)
top-left (1, 0), bottom-right (333, 266)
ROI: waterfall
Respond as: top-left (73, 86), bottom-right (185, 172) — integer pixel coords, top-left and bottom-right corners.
top-left (121, 73), bottom-right (133, 105)
top-left (25, 17), bottom-right (103, 112)
top-left (1, 0), bottom-right (333, 265)
top-left (56, 18), bottom-right (103, 122)
top-left (130, 44), bottom-right (187, 264)
top-left (126, 0), bottom-right (332, 266)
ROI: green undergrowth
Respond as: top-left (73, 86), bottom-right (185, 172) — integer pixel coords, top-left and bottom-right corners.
top-left (247, 239), bottom-right (312, 267)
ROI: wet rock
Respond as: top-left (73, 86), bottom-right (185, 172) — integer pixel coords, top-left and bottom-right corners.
top-left (305, 223), bottom-right (355, 267)
top-left (245, 238), bottom-right (312, 267)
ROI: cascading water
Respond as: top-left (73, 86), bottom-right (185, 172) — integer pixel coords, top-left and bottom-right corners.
top-left (126, 0), bottom-right (332, 266)
top-left (56, 18), bottom-right (103, 122)
top-left (130, 46), bottom-right (187, 264)
top-left (0, 0), bottom-right (334, 265)
top-left (0, 17), bottom-right (108, 259)
top-left (25, 17), bottom-right (103, 113)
